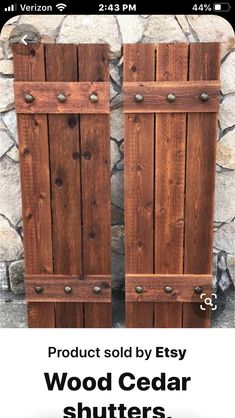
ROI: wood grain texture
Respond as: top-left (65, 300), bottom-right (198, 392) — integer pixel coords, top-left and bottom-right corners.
top-left (154, 44), bottom-right (189, 328)
top-left (25, 275), bottom-right (111, 302)
top-left (124, 44), bottom-right (155, 327)
top-left (78, 44), bottom-right (111, 327)
top-left (13, 44), bottom-right (55, 327)
top-left (25, 274), bottom-right (111, 280)
top-left (27, 303), bottom-right (55, 328)
top-left (45, 44), bottom-right (83, 327)
top-left (124, 42), bottom-right (219, 328)
top-left (124, 80), bottom-right (219, 113)
top-left (126, 274), bottom-right (212, 302)
top-left (126, 274), bottom-right (212, 280)
top-left (183, 43), bottom-right (221, 328)
top-left (14, 81), bottom-right (110, 114)
top-left (14, 44), bottom-right (111, 328)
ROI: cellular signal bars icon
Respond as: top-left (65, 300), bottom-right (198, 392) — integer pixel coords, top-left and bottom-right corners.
top-left (4, 4), bottom-right (16, 11)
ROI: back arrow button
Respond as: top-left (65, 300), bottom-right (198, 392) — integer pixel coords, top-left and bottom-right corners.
top-left (21, 34), bottom-right (28, 45)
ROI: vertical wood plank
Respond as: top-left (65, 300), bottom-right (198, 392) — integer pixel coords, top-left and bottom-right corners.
top-left (13, 44), bottom-right (55, 327)
top-left (45, 44), bottom-right (83, 328)
top-left (154, 44), bottom-right (188, 328)
top-left (27, 302), bottom-right (55, 328)
top-left (183, 43), bottom-right (221, 328)
top-left (124, 44), bottom-right (155, 327)
top-left (78, 44), bottom-right (111, 327)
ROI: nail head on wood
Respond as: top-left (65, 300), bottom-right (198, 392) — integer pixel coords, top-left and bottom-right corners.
top-left (24, 93), bottom-right (34, 103)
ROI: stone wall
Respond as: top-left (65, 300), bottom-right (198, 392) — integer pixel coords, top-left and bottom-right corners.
top-left (0, 15), bottom-right (234, 299)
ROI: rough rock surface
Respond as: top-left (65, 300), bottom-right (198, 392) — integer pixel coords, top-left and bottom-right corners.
top-left (2, 110), bottom-right (18, 143)
top-left (112, 225), bottom-right (124, 255)
top-left (214, 223), bottom-right (235, 254)
top-left (215, 171), bottom-right (235, 222)
top-left (117, 15), bottom-right (146, 43)
top-left (143, 15), bottom-right (187, 43)
top-left (111, 171), bottom-right (124, 209)
top-left (111, 108), bottom-right (124, 141)
top-left (0, 158), bottom-right (21, 225)
top-left (9, 260), bottom-right (24, 295)
top-left (58, 15), bottom-right (121, 58)
top-left (0, 78), bottom-right (14, 112)
top-left (0, 262), bottom-right (8, 290)
top-left (219, 95), bottom-right (235, 130)
top-left (0, 216), bottom-right (23, 261)
top-left (0, 60), bottom-right (13, 75)
top-left (0, 131), bottom-right (13, 157)
top-left (6, 145), bottom-right (19, 162)
top-left (187, 15), bottom-right (235, 57)
top-left (111, 140), bottom-right (121, 170)
top-left (221, 51), bottom-right (235, 95)
top-left (20, 15), bottom-right (65, 37)
top-left (217, 130), bottom-right (235, 170)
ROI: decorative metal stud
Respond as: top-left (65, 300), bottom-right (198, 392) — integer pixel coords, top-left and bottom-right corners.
top-left (93, 285), bottom-right (101, 294)
top-left (199, 92), bottom-right (209, 102)
top-left (135, 285), bottom-right (143, 294)
top-left (57, 93), bottom-right (66, 102)
top-left (164, 285), bottom-right (173, 294)
top-left (194, 286), bottom-right (203, 295)
top-left (35, 286), bottom-right (44, 293)
top-left (64, 286), bottom-right (72, 294)
top-left (167, 93), bottom-right (176, 103)
top-left (24, 93), bottom-right (35, 103)
top-left (89, 93), bottom-right (99, 103)
top-left (134, 93), bottom-right (144, 103)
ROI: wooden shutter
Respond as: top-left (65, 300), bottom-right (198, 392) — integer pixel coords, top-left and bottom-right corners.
top-left (124, 43), bottom-right (220, 328)
top-left (13, 44), bottom-right (111, 328)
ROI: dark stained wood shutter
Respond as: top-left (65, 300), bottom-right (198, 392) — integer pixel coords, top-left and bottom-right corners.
top-left (124, 42), bottom-right (220, 328)
top-left (13, 44), bottom-right (111, 328)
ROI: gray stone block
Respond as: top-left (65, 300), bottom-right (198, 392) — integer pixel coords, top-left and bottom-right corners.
top-left (9, 259), bottom-right (25, 295)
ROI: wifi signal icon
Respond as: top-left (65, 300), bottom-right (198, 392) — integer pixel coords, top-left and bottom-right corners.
top-left (56, 3), bottom-right (67, 12)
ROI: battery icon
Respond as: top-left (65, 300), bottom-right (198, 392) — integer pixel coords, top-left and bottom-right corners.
top-left (213, 3), bottom-right (231, 11)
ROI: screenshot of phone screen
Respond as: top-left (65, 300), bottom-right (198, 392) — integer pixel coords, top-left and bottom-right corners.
top-left (0, 2), bottom-right (234, 416)
top-left (0, 1), bottom-right (234, 329)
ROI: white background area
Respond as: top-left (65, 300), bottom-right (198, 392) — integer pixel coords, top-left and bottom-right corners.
top-left (0, 329), bottom-right (234, 418)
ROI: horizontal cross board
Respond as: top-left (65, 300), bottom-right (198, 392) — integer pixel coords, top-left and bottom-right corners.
top-left (14, 81), bottom-right (110, 114)
top-left (126, 274), bottom-right (212, 302)
top-left (124, 80), bottom-right (220, 113)
top-left (25, 274), bottom-right (111, 302)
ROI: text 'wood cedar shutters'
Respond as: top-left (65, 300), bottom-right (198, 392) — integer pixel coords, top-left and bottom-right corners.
top-left (13, 44), bottom-right (111, 328)
top-left (124, 43), bottom-right (221, 328)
